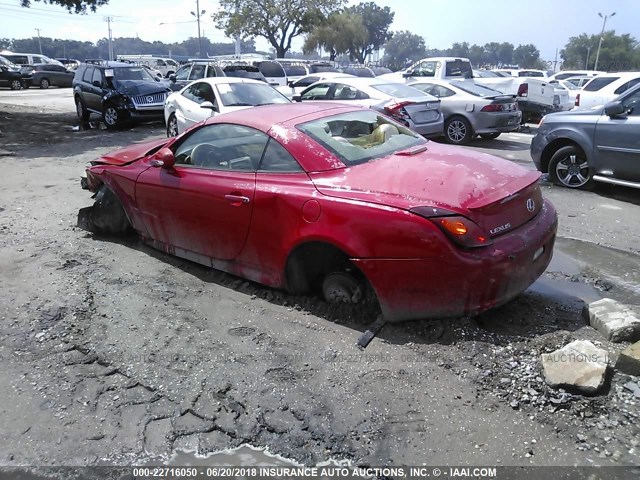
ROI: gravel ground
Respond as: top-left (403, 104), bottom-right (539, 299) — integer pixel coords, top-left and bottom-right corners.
top-left (0, 105), bottom-right (639, 469)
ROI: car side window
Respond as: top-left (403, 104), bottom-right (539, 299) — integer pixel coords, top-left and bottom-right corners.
top-left (189, 64), bottom-right (206, 80)
top-left (614, 78), bottom-right (640, 95)
top-left (258, 138), bottom-right (303, 172)
top-left (175, 65), bottom-right (190, 81)
top-left (181, 84), bottom-right (199, 102)
top-left (173, 123), bottom-right (269, 171)
top-left (622, 90), bottom-right (640, 116)
top-left (92, 69), bottom-right (103, 86)
top-left (302, 83), bottom-right (331, 100)
top-left (294, 76), bottom-right (319, 88)
top-left (332, 84), bottom-right (358, 100)
top-left (83, 66), bottom-right (94, 83)
top-left (412, 83), bottom-right (436, 96)
top-left (433, 85), bottom-right (455, 97)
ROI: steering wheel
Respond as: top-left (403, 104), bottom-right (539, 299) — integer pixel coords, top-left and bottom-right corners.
top-left (189, 143), bottom-right (218, 168)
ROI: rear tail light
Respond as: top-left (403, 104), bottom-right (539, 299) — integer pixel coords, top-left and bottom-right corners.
top-left (480, 103), bottom-right (504, 112)
top-left (517, 83), bottom-right (528, 97)
top-left (410, 207), bottom-right (492, 248)
top-left (384, 100), bottom-right (413, 122)
top-left (553, 94), bottom-right (560, 106)
top-left (575, 93), bottom-right (580, 107)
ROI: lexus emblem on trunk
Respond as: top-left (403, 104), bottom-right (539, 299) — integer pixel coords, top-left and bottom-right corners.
top-left (526, 198), bottom-right (536, 212)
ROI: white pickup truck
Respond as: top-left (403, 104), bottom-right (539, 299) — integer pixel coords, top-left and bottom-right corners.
top-left (379, 57), bottom-right (573, 121)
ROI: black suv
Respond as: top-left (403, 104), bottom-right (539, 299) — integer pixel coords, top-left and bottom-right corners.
top-left (0, 55), bottom-right (25, 90)
top-left (73, 61), bottom-right (170, 129)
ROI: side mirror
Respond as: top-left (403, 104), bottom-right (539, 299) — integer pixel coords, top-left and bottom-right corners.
top-left (402, 69), bottom-right (414, 78)
top-left (200, 101), bottom-right (219, 113)
top-left (169, 74), bottom-right (177, 82)
top-left (604, 100), bottom-right (626, 117)
top-left (92, 80), bottom-right (102, 88)
top-left (292, 94), bottom-right (302, 102)
top-left (150, 147), bottom-right (176, 169)
top-left (287, 80), bottom-right (294, 87)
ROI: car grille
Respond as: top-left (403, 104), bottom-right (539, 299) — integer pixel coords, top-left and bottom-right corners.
top-left (131, 92), bottom-right (166, 109)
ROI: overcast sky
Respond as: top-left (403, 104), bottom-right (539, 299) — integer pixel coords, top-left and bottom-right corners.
top-left (1, 0), bottom-right (639, 61)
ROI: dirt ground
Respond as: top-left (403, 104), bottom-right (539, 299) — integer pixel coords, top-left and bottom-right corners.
top-left (0, 105), bottom-right (639, 471)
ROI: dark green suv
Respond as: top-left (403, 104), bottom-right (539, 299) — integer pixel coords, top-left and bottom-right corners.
top-left (72, 61), bottom-right (170, 129)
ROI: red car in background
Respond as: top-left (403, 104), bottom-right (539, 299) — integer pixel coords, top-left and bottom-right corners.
top-left (80, 103), bottom-right (557, 322)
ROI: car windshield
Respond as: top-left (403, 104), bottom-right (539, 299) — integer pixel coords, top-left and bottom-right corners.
top-left (454, 82), bottom-right (504, 97)
top-left (583, 77), bottom-right (619, 92)
top-left (473, 70), bottom-right (500, 78)
top-left (370, 82), bottom-right (429, 98)
top-left (298, 110), bottom-right (426, 167)
top-left (224, 68), bottom-right (266, 82)
top-left (111, 66), bottom-right (156, 82)
top-left (216, 82), bottom-right (290, 107)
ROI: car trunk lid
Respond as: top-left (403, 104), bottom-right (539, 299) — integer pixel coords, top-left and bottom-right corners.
top-left (309, 142), bottom-right (541, 236)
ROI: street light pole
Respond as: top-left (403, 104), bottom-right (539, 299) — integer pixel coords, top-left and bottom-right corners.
top-left (35, 28), bottom-right (43, 55)
top-left (190, 0), bottom-right (206, 57)
top-left (594, 11), bottom-right (615, 71)
top-left (585, 46), bottom-right (591, 69)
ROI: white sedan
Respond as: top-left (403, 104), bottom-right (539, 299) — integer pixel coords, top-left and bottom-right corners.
top-left (276, 72), bottom-right (354, 98)
top-left (164, 77), bottom-right (290, 136)
top-left (294, 76), bottom-right (444, 137)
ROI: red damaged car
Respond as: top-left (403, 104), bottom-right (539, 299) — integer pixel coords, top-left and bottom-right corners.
top-left (80, 103), bottom-right (557, 322)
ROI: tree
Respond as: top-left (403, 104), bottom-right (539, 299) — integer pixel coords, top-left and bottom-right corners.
top-left (382, 31), bottom-right (426, 71)
top-left (513, 43), bottom-right (542, 68)
top-left (561, 31), bottom-right (639, 71)
top-left (303, 13), bottom-right (367, 61)
top-left (20, 0), bottom-right (109, 13)
top-left (346, 2), bottom-right (394, 63)
top-left (213, 0), bottom-right (343, 58)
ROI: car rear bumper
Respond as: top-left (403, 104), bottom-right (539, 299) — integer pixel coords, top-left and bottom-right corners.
top-left (473, 111), bottom-right (523, 133)
top-left (410, 114), bottom-right (444, 137)
top-left (352, 199), bottom-right (558, 322)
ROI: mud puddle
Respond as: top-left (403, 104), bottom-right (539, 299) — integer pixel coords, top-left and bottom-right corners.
top-left (530, 236), bottom-right (640, 306)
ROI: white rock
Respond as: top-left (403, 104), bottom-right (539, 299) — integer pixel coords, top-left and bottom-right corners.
top-left (540, 340), bottom-right (609, 394)
top-left (583, 298), bottom-right (640, 343)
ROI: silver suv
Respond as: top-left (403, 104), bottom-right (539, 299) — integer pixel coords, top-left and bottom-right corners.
top-left (531, 84), bottom-right (640, 190)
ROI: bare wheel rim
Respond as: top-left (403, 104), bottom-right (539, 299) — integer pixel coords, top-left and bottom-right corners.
top-left (555, 153), bottom-right (590, 187)
top-left (11, 80), bottom-right (22, 90)
top-left (76, 99), bottom-right (84, 118)
top-left (104, 107), bottom-right (118, 126)
top-left (168, 115), bottom-right (178, 136)
top-left (447, 120), bottom-right (467, 142)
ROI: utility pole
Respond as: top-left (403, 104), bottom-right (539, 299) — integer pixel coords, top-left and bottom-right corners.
top-left (594, 11), bottom-right (616, 71)
top-left (234, 0), bottom-right (241, 56)
top-left (585, 46), bottom-right (591, 69)
top-left (553, 48), bottom-right (558, 72)
top-left (190, 0), bottom-right (206, 57)
top-left (35, 28), bottom-right (43, 55)
top-left (104, 16), bottom-right (114, 61)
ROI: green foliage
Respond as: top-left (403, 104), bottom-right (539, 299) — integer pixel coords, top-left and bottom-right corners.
top-left (382, 31), bottom-right (426, 71)
top-left (561, 31), bottom-right (640, 71)
top-left (19, 0), bottom-right (109, 14)
top-left (303, 13), bottom-right (367, 61)
top-left (346, 2), bottom-right (394, 63)
top-left (214, 0), bottom-right (343, 58)
top-left (512, 44), bottom-right (543, 68)
top-left (0, 36), bottom-right (256, 60)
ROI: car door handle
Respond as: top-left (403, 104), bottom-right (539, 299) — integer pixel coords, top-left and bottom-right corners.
top-left (224, 194), bottom-right (250, 204)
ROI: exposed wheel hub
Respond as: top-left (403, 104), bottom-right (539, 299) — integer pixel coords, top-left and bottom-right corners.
top-left (322, 272), bottom-right (362, 304)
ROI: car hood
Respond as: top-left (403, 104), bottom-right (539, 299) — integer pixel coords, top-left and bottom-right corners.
top-left (545, 105), bottom-right (605, 120)
top-left (309, 142), bottom-right (540, 212)
top-left (112, 80), bottom-right (169, 96)
top-left (96, 138), bottom-right (169, 166)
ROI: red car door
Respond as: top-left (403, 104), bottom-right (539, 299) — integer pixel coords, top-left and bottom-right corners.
top-left (135, 123), bottom-right (269, 261)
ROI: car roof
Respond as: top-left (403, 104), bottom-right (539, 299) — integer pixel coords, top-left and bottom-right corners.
top-left (203, 102), bottom-right (359, 132)
top-left (190, 77), bottom-right (266, 85)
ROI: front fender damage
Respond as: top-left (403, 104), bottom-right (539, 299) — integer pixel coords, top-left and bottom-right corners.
top-left (77, 185), bottom-right (131, 234)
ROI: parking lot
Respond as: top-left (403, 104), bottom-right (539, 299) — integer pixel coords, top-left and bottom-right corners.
top-left (1, 88), bottom-right (639, 468)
